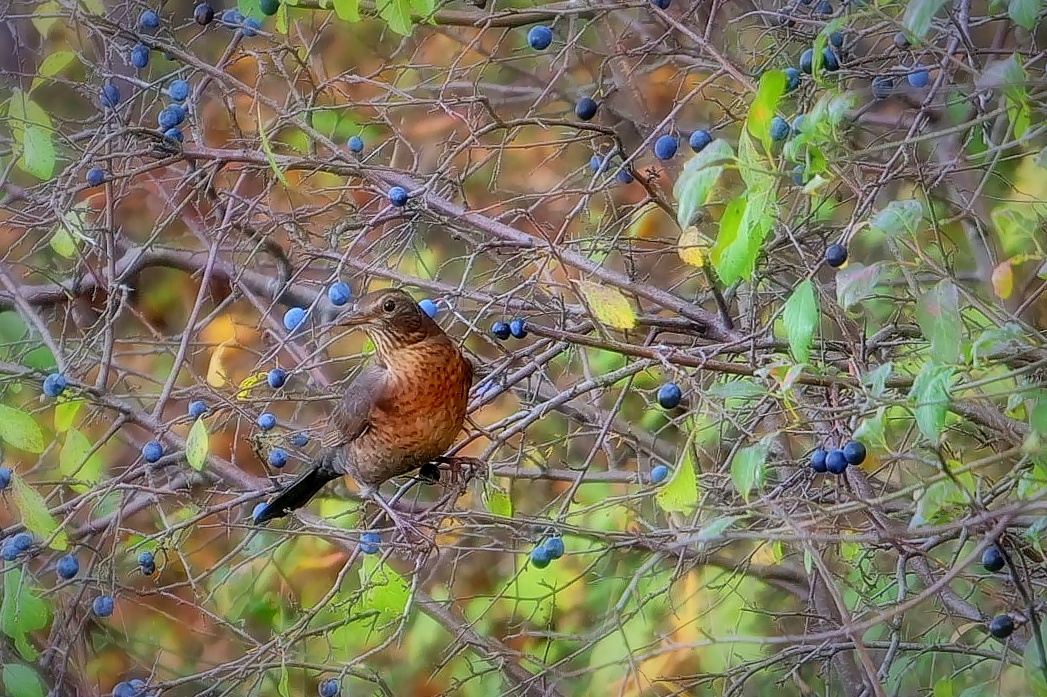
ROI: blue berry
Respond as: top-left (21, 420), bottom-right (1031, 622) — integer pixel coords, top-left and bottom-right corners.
top-left (527, 25), bottom-right (552, 50)
top-left (799, 48), bottom-right (814, 75)
top-left (318, 679), bottom-right (340, 697)
top-left (657, 382), bottom-right (682, 409)
top-left (651, 0), bottom-right (670, 7)
top-left (791, 115), bottom-right (806, 135)
top-left (649, 464), bottom-right (669, 484)
top-left (821, 48), bottom-right (840, 71)
top-left (388, 186), bottom-right (409, 207)
top-left (871, 76), bottom-right (893, 99)
top-left (241, 17), bottom-right (261, 37)
top-left (157, 105), bottom-right (185, 130)
top-left (989, 614), bottom-right (1014, 639)
top-left (130, 44), bottom-right (149, 69)
top-left (289, 433), bottom-right (308, 447)
top-left (491, 321), bottom-right (511, 341)
top-left (12, 533), bottom-right (32, 552)
top-left (589, 154), bottom-right (610, 174)
top-left (328, 281), bottom-right (351, 306)
top-left (792, 165), bottom-right (806, 186)
top-left (825, 449), bottom-right (848, 474)
top-left (509, 318), bottom-right (527, 339)
top-left (893, 32), bottom-right (909, 48)
top-left (810, 448), bottom-right (827, 472)
top-left (188, 400), bottom-right (207, 419)
top-left (112, 683), bottom-right (136, 697)
top-left (528, 545), bottom-right (550, 569)
top-left (814, 0), bottom-right (832, 13)
top-left (137, 551), bottom-right (155, 574)
top-left (221, 9), bottom-right (244, 27)
top-left (0, 467), bottom-right (10, 490)
top-left (346, 135), bottom-right (363, 153)
top-left (251, 502), bottom-right (268, 523)
top-left (257, 413), bottom-right (276, 431)
top-left (267, 368), bottom-right (287, 389)
top-left (784, 67), bottom-right (800, 91)
top-left (139, 10), bottom-right (160, 30)
top-left (360, 531), bottom-right (380, 554)
top-left (982, 545), bottom-right (1005, 572)
top-left (100, 84), bottom-right (120, 108)
top-left (825, 242), bottom-right (847, 268)
top-left (142, 440), bottom-right (163, 463)
top-left (418, 298), bottom-right (437, 318)
top-left (56, 553), bottom-right (80, 579)
top-left (615, 168), bottom-right (634, 184)
top-left (283, 307), bottom-right (306, 331)
top-left (162, 127), bottom-right (183, 143)
top-left (653, 134), bottom-right (678, 160)
top-left (689, 129), bottom-right (712, 153)
top-left (194, 2), bottom-right (214, 25)
top-left (2, 543), bottom-right (18, 561)
top-left (168, 79), bottom-right (190, 102)
top-left (829, 31), bottom-right (843, 47)
top-left (769, 116), bottom-right (790, 141)
top-left (43, 372), bottom-right (68, 397)
top-left (575, 97), bottom-right (598, 121)
top-left (268, 448), bottom-right (288, 468)
top-left (543, 537), bottom-right (564, 559)
top-left (260, 0), bottom-right (280, 15)
top-left (907, 68), bottom-right (929, 87)
top-left (842, 440), bottom-right (866, 465)
top-left (86, 167), bottom-right (105, 186)
top-left (92, 594), bottom-right (115, 617)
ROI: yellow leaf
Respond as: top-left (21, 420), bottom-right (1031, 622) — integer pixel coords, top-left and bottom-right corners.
top-left (576, 281), bottom-right (636, 330)
top-left (236, 372), bottom-right (266, 401)
top-left (992, 259), bottom-right (1014, 299)
top-left (678, 226), bottom-right (706, 268)
top-left (185, 418), bottom-right (208, 471)
top-left (206, 339), bottom-right (237, 387)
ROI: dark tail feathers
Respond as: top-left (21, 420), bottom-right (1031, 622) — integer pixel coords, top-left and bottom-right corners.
top-left (253, 451), bottom-right (340, 525)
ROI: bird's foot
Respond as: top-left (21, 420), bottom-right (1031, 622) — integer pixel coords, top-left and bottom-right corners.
top-left (431, 456), bottom-right (486, 487)
top-left (363, 488), bottom-right (435, 553)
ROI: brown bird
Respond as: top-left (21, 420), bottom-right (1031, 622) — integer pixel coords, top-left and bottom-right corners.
top-left (254, 288), bottom-right (473, 526)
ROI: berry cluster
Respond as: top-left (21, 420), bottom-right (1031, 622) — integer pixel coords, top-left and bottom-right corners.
top-left (491, 318), bottom-right (528, 341)
top-left (527, 536), bottom-right (566, 569)
top-left (809, 440), bottom-right (866, 475)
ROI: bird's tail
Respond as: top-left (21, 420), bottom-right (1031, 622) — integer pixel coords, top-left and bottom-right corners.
top-left (253, 451), bottom-right (341, 525)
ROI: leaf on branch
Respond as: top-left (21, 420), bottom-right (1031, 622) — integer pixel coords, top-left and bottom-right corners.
top-left (781, 279), bottom-right (817, 363)
top-left (576, 281), bottom-right (636, 330)
top-left (903, 0), bottom-right (950, 39)
top-left (12, 475), bottom-right (67, 550)
top-left (908, 362), bottom-right (954, 443)
top-left (745, 70), bottom-right (787, 154)
top-left (730, 442), bottom-right (768, 503)
top-left (868, 199), bottom-right (923, 238)
top-left (657, 430), bottom-right (699, 513)
top-left (0, 405), bottom-right (44, 454)
top-left (0, 567), bottom-right (51, 661)
top-left (673, 138), bottom-right (734, 228)
top-left (186, 418), bottom-right (209, 471)
top-left (915, 279), bottom-right (961, 365)
top-left (677, 227), bottom-right (706, 268)
top-left (2, 664), bottom-right (47, 697)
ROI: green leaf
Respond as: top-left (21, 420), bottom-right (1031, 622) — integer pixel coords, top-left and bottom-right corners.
top-left (186, 418), bottom-right (209, 471)
top-left (12, 475), bottom-right (67, 550)
top-left (915, 279), bottom-right (961, 365)
top-left (673, 138), bottom-right (735, 228)
top-left (484, 488), bottom-right (512, 518)
top-left (0, 567), bottom-right (51, 661)
top-left (358, 555), bottom-right (409, 619)
top-left (835, 262), bottom-right (885, 311)
top-left (375, 0), bottom-right (412, 35)
top-left (256, 105), bottom-right (289, 187)
top-left (657, 418), bottom-right (700, 513)
top-left (853, 408), bottom-right (887, 450)
top-left (730, 442), bottom-right (769, 502)
top-left (49, 227), bottom-right (75, 259)
top-left (864, 362), bottom-right (893, 399)
top-left (908, 362), bottom-right (954, 443)
top-left (2, 664), bottom-right (46, 697)
top-left (275, 1), bottom-right (289, 31)
top-left (576, 280), bottom-right (636, 329)
top-left (1008, 0), bottom-right (1041, 29)
top-left (333, 0), bottom-right (360, 20)
top-left (410, 0), bottom-right (434, 19)
top-left (0, 405), bottom-right (44, 453)
top-left (781, 279), bottom-right (817, 363)
top-left (6, 90), bottom-right (56, 181)
top-left (59, 428), bottom-right (103, 488)
top-left (903, 0), bottom-right (950, 38)
top-left (1024, 622), bottom-right (1047, 696)
top-left (1000, 53), bottom-right (1031, 139)
top-left (911, 465), bottom-right (973, 527)
top-left (30, 50), bottom-right (79, 92)
top-left (745, 70), bottom-right (787, 153)
top-left (868, 199), bottom-right (923, 238)
top-left (54, 399), bottom-right (82, 433)
top-left (695, 515), bottom-right (742, 545)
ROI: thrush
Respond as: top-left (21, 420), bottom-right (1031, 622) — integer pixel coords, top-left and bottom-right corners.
top-left (253, 288), bottom-right (473, 525)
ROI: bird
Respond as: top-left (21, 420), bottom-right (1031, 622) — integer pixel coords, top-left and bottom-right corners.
top-left (253, 287), bottom-right (473, 527)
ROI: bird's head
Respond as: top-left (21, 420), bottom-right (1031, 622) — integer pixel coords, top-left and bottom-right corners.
top-left (338, 288), bottom-right (441, 356)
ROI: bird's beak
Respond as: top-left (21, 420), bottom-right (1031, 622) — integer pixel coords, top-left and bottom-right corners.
top-left (337, 306), bottom-right (374, 328)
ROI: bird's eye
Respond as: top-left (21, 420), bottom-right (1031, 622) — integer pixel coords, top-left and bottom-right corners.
top-left (383, 299), bottom-right (396, 313)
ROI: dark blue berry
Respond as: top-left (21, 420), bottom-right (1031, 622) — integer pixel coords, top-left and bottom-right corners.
top-left (112, 683), bottom-right (136, 697)
top-left (100, 84), bottom-right (120, 108)
top-left (241, 17), bottom-right (261, 37)
top-left (893, 32), bottom-right (909, 48)
top-left (328, 281), bottom-right (351, 306)
top-left (792, 165), bottom-right (806, 186)
top-left (168, 79), bottom-right (190, 102)
top-left (388, 186), bottom-right (409, 207)
top-left (418, 299), bottom-right (437, 318)
top-left (283, 307), bottom-right (306, 331)
top-left (657, 383), bottom-right (682, 409)
top-left (220, 9), bottom-right (244, 27)
top-left (56, 553), bottom-right (80, 579)
top-left (651, 0), bottom-right (670, 7)
top-left (142, 440), bottom-right (163, 463)
top-left (615, 168), bottom-right (634, 184)
top-left (162, 127), bottom-right (183, 143)
top-left (346, 136), bottom-right (363, 153)
top-left (907, 68), bottom-right (929, 88)
top-left (260, 0), bottom-right (280, 15)
top-left (43, 372), bottom-right (68, 397)
top-left (871, 76), bottom-right (893, 99)
top-left (130, 44), bottom-right (149, 69)
top-left (157, 105), bottom-right (185, 130)
top-left (251, 502), bottom-right (268, 523)
top-left (653, 134), bottom-right (679, 160)
top-left (689, 129), bottom-right (712, 152)
top-left (257, 413), bottom-right (276, 431)
top-left (92, 594), bottom-right (115, 617)
top-left (194, 3), bottom-right (214, 25)
top-left (829, 31), bottom-right (843, 47)
top-left (527, 25), bottom-right (552, 50)
top-left (813, 0), bottom-right (832, 14)
top-left (825, 242), bottom-right (847, 268)
top-left (360, 531), bottom-right (380, 554)
top-left (139, 10), bottom-right (160, 30)
top-left (12, 533), bottom-right (32, 552)
top-left (810, 448), bottom-right (828, 472)
top-left (509, 318), bottom-right (527, 339)
top-left (982, 545), bottom-right (1005, 572)
top-left (649, 465), bottom-right (669, 484)
top-left (318, 679), bottom-right (340, 697)
top-left (529, 545), bottom-right (550, 569)
top-left (784, 67), bottom-right (800, 91)
top-left (289, 433), bottom-right (308, 447)
top-left (799, 48), bottom-right (814, 75)
top-left (188, 400), bottom-right (207, 418)
top-left (842, 440), bottom-right (866, 465)
top-left (575, 97), bottom-right (598, 121)
top-left (821, 48), bottom-right (839, 71)
top-left (769, 116), bottom-right (790, 141)
top-left (590, 154), bottom-right (610, 174)
top-left (543, 537), bottom-right (564, 559)
top-left (137, 551), bottom-right (154, 569)
top-left (825, 449), bottom-right (848, 474)
top-left (267, 368), bottom-right (287, 389)
top-left (989, 615), bottom-right (1014, 639)
top-left (491, 321), bottom-right (511, 341)
top-left (268, 448), bottom-right (287, 468)
top-left (0, 467), bottom-right (10, 490)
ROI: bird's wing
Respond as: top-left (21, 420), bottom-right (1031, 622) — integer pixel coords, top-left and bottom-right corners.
top-left (322, 363), bottom-right (386, 449)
